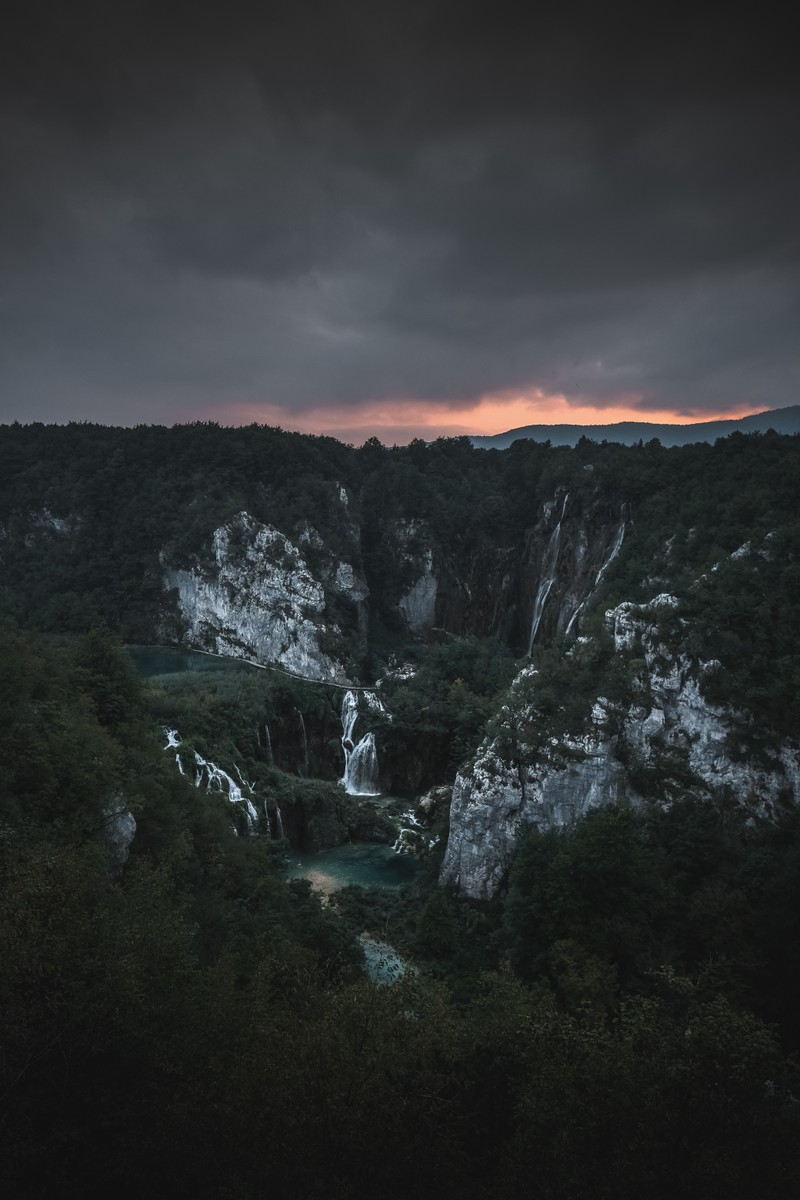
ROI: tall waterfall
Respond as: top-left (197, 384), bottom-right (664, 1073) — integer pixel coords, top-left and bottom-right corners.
top-left (593, 519), bottom-right (625, 590)
top-left (527, 577), bottom-right (554, 654)
top-left (340, 690), bottom-right (380, 796)
top-left (565, 518), bottom-right (626, 636)
top-left (258, 721), bottom-right (274, 766)
top-left (295, 709), bottom-right (309, 776)
top-left (264, 798), bottom-right (285, 839)
top-left (528, 492), bottom-right (569, 654)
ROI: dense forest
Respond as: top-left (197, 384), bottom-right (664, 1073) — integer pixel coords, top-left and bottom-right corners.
top-left (2, 625), bottom-right (800, 1198)
top-left (2, 423), bottom-right (800, 1197)
top-left (1, 421), bottom-right (799, 654)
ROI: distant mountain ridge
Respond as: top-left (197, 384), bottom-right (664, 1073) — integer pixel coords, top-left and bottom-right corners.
top-left (470, 404), bottom-right (800, 449)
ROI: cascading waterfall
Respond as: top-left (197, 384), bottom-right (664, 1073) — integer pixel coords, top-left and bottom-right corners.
top-left (164, 727), bottom-right (185, 774)
top-left (565, 519), bottom-right (626, 636)
top-left (163, 727), bottom-right (287, 839)
top-left (392, 807), bottom-right (437, 854)
top-left (341, 689), bottom-right (359, 746)
top-left (528, 492), bottom-right (569, 654)
top-left (233, 764), bottom-right (252, 795)
top-left (345, 733), bottom-right (379, 796)
top-left (194, 751), bottom-right (260, 833)
top-left (340, 690), bottom-right (380, 796)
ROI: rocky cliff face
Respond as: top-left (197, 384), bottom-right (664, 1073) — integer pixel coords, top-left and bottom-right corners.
top-left (398, 548), bottom-right (438, 633)
top-left (160, 492), bottom-right (628, 673)
top-left (432, 489), bottom-right (627, 650)
top-left (390, 520), bottom-right (439, 634)
top-left (163, 511), bottom-right (363, 683)
top-left (517, 488), bottom-right (627, 648)
top-left (441, 592), bottom-right (800, 900)
top-left (99, 801), bottom-right (137, 875)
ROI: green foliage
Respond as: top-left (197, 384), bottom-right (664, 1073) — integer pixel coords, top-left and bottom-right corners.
top-left (503, 797), bottom-right (800, 1055)
top-left (2, 425), bottom-right (799, 745)
top-left (3, 421), bottom-right (800, 1195)
top-left (489, 970), bottom-right (798, 1200)
top-left (379, 636), bottom-right (519, 784)
top-left (505, 806), bottom-right (673, 1001)
top-left (676, 525), bottom-right (800, 735)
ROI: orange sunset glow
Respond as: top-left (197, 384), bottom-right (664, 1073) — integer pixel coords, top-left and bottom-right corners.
top-left (203, 391), bottom-right (767, 445)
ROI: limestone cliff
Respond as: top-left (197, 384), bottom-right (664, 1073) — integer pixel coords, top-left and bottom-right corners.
top-left (441, 592), bottom-right (800, 900)
top-left (399, 548), bottom-right (438, 633)
top-left (433, 488), bottom-right (627, 650)
top-left (518, 488), bottom-right (627, 648)
top-left (163, 511), bottom-right (361, 683)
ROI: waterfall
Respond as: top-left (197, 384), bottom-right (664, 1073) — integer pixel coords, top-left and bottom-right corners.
top-left (193, 750), bottom-right (260, 833)
top-left (527, 578), bottom-right (554, 653)
top-left (344, 733), bottom-right (379, 796)
top-left (565, 519), bottom-right (626, 637)
top-left (340, 690), bottom-right (380, 796)
top-left (264, 798), bottom-right (286, 839)
top-left (564, 601), bottom-right (585, 637)
top-left (295, 708), bottom-right (309, 776)
top-left (528, 493), bottom-right (568, 654)
top-left (164, 727), bottom-right (185, 774)
top-left (342, 689), bottom-right (359, 747)
top-left (594, 520), bottom-right (625, 590)
top-left (163, 727), bottom-right (262, 834)
top-left (258, 721), bottom-right (274, 766)
top-left (392, 806), bottom-right (433, 854)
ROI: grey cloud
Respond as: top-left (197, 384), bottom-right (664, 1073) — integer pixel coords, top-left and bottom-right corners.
top-left (0, 2), bottom-right (798, 426)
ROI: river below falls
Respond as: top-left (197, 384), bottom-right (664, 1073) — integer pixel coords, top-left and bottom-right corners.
top-left (287, 841), bottom-right (423, 893)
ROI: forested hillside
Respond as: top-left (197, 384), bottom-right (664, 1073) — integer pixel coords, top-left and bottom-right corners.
top-left (1, 422), bottom-right (798, 663)
top-left (2, 422), bottom-right (800, 1197)
top-left (2, 626), bottom-right (800, 1198)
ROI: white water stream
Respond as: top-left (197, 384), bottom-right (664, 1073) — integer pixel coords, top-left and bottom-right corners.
top-left (340, 690), bottom-right (381, 795)
top-left (163, 727), bottom-right (266, 835)
top-left (528, 492), bottom-right (569, 654)
top-left (564, 519), bottom-right (626, 636)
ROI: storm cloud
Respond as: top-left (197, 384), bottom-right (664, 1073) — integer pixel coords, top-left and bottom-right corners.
top-left (1, 2), bottom-right (798, 436)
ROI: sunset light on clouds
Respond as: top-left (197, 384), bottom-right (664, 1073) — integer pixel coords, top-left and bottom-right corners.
top-left (0, 4), bottom-right (797, 437)
top-left (202, 391), bottom-right (768, 445)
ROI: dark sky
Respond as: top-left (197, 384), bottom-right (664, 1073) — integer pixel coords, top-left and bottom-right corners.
top-left (1, 1), bottom-right (798, 440)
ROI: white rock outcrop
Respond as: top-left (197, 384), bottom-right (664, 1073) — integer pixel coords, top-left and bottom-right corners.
top-left (100, 801), bottom-right (137, 873)
top-left (441, 594), bottom-right (800, 900)
top-left (164, 512), bottom-right (351, 682)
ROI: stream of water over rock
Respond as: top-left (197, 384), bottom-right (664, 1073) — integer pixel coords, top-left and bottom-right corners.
top-left (340, 690), bottom-right (380, 795)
